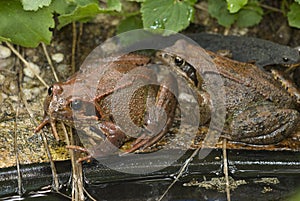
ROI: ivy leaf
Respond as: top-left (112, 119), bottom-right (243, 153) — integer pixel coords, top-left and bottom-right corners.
top-left (226, 0), bottom-right (247, 13)
top-left (287, 2), bottom-right (300, 28)
top-left (141, 0), bottom-right (195, 33)
top-left (208, 0), bottom-right (236, 27)
top-left (0, 0), bottom-right (54, 47)
top-left (236, 2), bottom-right (263, 27)
top-left (21, 0), bottom-right (52, 11)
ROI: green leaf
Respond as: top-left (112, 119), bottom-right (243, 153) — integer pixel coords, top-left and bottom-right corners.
top-left (127, 0), bottom-right (145, 2)
top-left (57, 3), bottom-right (101, 29)
top-left (236, 9), bottom-right (261, 27)
top-left (295, 0), bottom-right (300, 4)
top-left (226, 0), bottom-right (247, 13)
top-left (187, 0), bottom-right (198, 4)
top-left (117, 15), bottom-right (143, 34)
top-left (107, 0), bottom-right (122, 12)
top-left (57, 0), bottom-right (122, 29)
top-left (208, 0), bottom-right (236, 27)
top-left (21, 0), bottom-right (52, 11)
top-left (48, 0), bottom-right (74, 14)
top-left (0, 0), bottom-right (54, 47)
top-left (287, 2), bottom-right (300, 28)
top-left (116, 17), bottom-right (153, 46)
top-left (141, 0), bottom-right (195, 33)
top-left (236, 2), bottom-right (263, 27)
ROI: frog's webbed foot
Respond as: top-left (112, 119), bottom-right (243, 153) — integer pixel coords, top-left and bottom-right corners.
top-left (229, 103), bottom-right (300, 144)
top-left (125, 118), bottom-right (172, 153)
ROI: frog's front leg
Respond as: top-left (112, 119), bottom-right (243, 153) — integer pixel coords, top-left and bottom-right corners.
top-left (228, 103), bottom-right (300, 144)
top-left (126, 74), bottom-right (178, 152)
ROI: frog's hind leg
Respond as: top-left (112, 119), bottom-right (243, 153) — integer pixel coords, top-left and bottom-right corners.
top-left (126, 74), bottom-right (178, 153)
top-left (229, 103), bottom-right (300, 145)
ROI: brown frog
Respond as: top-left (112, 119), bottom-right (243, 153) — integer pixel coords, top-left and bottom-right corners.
top-left (157, 40), bottom-right (300, 144)
top-left (35, 53), bottom-right (178, 153)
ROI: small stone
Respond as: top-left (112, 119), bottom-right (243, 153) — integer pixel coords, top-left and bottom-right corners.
top-left (9, 80), bottom-right (18, 95)
top-left (51, 53), bottom-right (64, 63)
top-left (0, 45), bottom-right (11, 59)
top-left (9, 95), bottom-right (18, 102)
top-left (1, 92), bottom-right (8, 100)
top-left (31, 87), bottom-right (42, 96)
top-left (24, 62), bottom-right (41, 78)
top-left (0, 57), bottom-right (14, 70)
top-left (0, 74), bottom-right (5, 83)
top-left (22, 88), bottom-right (34, 100)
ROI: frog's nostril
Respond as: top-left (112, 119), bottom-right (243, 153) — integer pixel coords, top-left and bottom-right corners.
top-left (282, 57), bottom-right (289, 62)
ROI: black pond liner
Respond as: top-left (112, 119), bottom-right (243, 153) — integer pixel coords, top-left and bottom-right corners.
top-left (0, 149), bottom-right (299, 201)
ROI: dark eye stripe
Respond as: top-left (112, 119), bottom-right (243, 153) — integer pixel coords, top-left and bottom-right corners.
top-left (174, 57), bottom-right (199, 87)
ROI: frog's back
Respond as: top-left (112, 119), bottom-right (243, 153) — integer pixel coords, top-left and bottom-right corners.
top-left (208, 51), bottom-right (298, 110)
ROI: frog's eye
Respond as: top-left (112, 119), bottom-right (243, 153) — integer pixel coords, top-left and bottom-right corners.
top-left (48, 86), bottom-right (53, 96)
top-left (70, 99), bottom-right (82, 110)
top-left (282, 57), bottom-right (289, 62)
top-left (174, 56), bottom-right (184, 66)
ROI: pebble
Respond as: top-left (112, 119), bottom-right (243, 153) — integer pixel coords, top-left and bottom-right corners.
top-left (56, 64), bottom-right (70, 79)
top-left (0, 74), bottom-right (5, 83)
top-left (9, 95), bottom-right (18, 102)
top-left (9, 80), bottom-right (18, 95)
top-left (0, 57), bottom-right (14, 70)
top-left (51, 53), bottom-right (64, 63)
top-left (1, 92), bottom-right (8, 100)
top-left (22, 88), bottom-right (34, 100)
top-left (0, 93), bottom-right (3, 105)
top-left (23, 62), bottom-right (41, 78)
top-left (0, 45), bottom-right (11, 59)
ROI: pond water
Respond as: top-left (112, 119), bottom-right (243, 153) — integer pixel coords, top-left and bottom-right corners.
top-left (1, 149), bottom-right (300, 201)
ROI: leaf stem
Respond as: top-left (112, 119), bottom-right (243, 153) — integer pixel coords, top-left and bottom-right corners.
top-left (260, 3), bottom-right (283, 13)
top-left (42, 43), bottom-right (59, 82)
